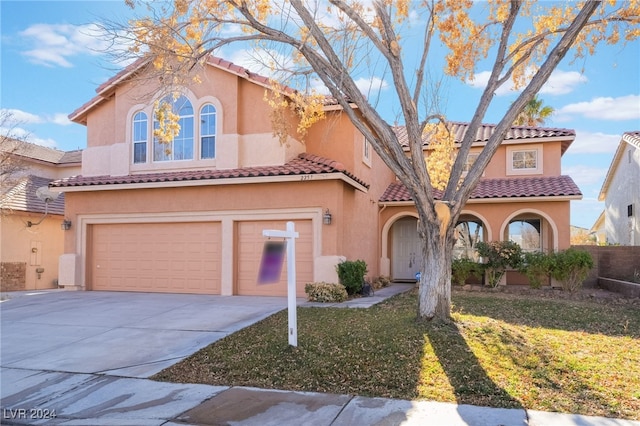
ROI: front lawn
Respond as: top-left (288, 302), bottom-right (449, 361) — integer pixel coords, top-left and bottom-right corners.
top-left (153, 289), bottom-right (640, 420)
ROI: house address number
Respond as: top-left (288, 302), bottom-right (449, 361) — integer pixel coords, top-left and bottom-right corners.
top-left (300, 175), bottom-right (313, 181)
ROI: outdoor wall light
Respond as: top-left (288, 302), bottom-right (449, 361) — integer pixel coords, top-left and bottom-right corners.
top-left (323, 208), bottom-right (332, 225)
top-left (61, 219), bottom-right (72, 231)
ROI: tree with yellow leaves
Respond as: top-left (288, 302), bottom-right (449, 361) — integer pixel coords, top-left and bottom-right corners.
top-left (115, 0), bottom-right (639, 320)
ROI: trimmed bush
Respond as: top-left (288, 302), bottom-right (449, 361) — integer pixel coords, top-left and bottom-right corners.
top-left (336, 259), bottom-right (368, 295)
top-left (451, 258), bottom-right (483, 286)
top-left (476, 241), bottom-right (523, 287)
top-left (519, 251), bottom-right (554, 289)
top-left (550, 248), bottom-right (594, 292)
top-left (304, 282), bottom-right (348, 303)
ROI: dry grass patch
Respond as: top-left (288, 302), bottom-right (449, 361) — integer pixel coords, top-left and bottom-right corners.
top-left (153, 289), bottom-right (640, 420)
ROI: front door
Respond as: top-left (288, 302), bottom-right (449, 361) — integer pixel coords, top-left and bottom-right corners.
top-left (392, 217), bottom-right (421, 281)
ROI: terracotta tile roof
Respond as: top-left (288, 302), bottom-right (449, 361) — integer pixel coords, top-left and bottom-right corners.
top-left (1, 175), bottom-right (65, 215)
top-left (393, 122), bottom-right (576, 154)
top-left (51, 153), bottom-right (369, 190)
top-left (379, 175), bottom-right (582, 203)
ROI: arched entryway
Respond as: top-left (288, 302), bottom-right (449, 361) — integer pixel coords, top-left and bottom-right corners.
top-left (453, 212), bottom-right (490, 261)
top-left (500, 209), bottom-right (559, 252)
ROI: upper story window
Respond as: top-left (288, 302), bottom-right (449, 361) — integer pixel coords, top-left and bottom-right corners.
top-left (200, 104), bottom-right (216, 159)
top-left (462, 152), bottom-right (479, 175)
top-left (153, 95), bottom-right (194, 162)
top-left (507, 145), bottom-right (543, 175)
top-left (132, 111), bottom-right (148, 164)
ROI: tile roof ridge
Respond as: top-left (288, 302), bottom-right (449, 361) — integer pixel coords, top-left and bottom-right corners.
top-left (297, 153), bottom-right (346, 172)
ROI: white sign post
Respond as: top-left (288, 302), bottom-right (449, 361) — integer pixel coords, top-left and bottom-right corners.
top-left (262, 221), bottom-right (299, 347)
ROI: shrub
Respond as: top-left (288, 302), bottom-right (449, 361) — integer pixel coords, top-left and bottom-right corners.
top-left (519, 251), bottom-right (554, 289)
top-left (451, 258), bottom-right (483, 286)
top-left (476, 241), bottom-right (523, 287)
top-left (371, 275), bottom-right (391, 289)
top-left (304, 282), bottom-right (348, 303)
top-left (549, 248), bottom-right (594, 292)
top-left (336, 259), bottom-right (368, 295)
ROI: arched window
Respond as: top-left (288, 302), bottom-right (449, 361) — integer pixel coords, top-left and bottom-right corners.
top-left (454, 220), bottom-right (484, 260)
top-left (200, 104), bottom-right (216, 159)
top-left (154, 95), bottom-right (194, 161)
top-left (132, 111), bottom-right (148, 164)
top-left (508, 218), bottom-right (541, 252)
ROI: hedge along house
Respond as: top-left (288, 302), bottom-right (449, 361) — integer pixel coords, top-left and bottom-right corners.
top-left (53, 56), bottom-right (582, 294)
top-left (379, 123), bottom-right (582, 283)
top-left (53, 57), bottom-right (395, 296)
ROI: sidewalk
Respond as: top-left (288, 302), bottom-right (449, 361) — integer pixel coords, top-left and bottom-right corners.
top-left (2, 372), bottom-right (638, 425)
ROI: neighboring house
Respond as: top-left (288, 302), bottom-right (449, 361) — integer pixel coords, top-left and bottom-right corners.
top-left (0, 140), bottom-right (82, 291)
top-left (597, 131), bottom-right (640, 245)
top-left (590, 211), bottom-right (606, 245)
top-left (52, 56), bottom-right (581, 295)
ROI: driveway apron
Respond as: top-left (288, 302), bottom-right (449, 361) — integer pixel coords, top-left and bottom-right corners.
top-left (1, 291), bottom-right (286, 378)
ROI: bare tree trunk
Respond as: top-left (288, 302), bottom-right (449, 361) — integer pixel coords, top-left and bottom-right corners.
top-left (417, 218), bottom-right (452, 321)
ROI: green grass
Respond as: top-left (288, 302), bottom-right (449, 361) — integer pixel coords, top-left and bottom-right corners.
top-left (153, 289), bottom-right (640, 420)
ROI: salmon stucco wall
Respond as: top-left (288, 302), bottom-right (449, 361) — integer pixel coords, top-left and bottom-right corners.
top-left (61, 178), bottom-right (380, 289)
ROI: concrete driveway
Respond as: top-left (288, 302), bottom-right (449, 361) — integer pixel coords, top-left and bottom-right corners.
top-left (0, 290), bottom-right (287, 378)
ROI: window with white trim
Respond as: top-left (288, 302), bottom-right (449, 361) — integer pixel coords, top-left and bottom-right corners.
top-left (132, 111), bottom-right (148, 164)
top-left (462, 152), bottom-right (479, 175)
top-left (200, 104), bottom-right (216, 159)
top-left (153, 95), bottom-right (194, 162)
top-left (507, 145), bottom-right (543, 175)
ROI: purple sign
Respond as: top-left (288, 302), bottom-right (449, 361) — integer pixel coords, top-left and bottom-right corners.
top-left (258, 240), bottom-right (286, 284)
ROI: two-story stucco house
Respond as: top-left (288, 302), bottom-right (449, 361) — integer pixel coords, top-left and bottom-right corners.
top-left (597, 131), bottom-right (640, 245)
top-left (52, 56), bottom-right (581, 295)
top-left (1, 140), bottom-right (81, 291)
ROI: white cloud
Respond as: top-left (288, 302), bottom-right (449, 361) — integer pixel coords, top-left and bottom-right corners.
top-left (467, 69), bottom-right (587, 96)
top-left (354, 76), bottom-right (389, 96)
top-left (0, 125), bottom-right (57, 148)
top-left (557, 95), bottom-right (640, 121)
top-left (539, 70), bottom-right (588, 95)
top-left (228, 48), bottom-right (294, 79)
top-left (563, 164), bottom-right (608, 187)
top-left (566, 130), bottom-right (620, 154)
top-left (1, 108), bottom-right (43, 125)
top-left (49, 113), bottom-right (72, 126)
top-left (20, 23), bottom-right (111, 68)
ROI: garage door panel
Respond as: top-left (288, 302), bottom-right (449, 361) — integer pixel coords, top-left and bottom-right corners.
top-left (237, 220), bottom-right (313, 297)
top-left (92, 222), bottom-right (221, 294)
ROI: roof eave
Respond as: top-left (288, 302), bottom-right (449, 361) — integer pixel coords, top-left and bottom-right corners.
top-left (379, 194), bottom-right (582, 206)
top-left (52, 172), bottom-right (369, 194)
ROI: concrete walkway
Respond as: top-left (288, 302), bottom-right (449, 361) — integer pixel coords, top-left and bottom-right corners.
top-left (2, 286), bottom-right (638, 426)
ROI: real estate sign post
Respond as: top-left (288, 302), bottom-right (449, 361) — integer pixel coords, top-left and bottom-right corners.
top-left (262, 222), bottom-right (299, 347)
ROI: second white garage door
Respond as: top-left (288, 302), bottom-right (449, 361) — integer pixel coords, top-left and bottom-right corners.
top-left (91, 222), bottom-right (221, 294)
top-left (236, 220), bottom-right (313, 297)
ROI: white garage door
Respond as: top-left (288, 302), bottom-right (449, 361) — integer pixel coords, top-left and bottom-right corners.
top-left (236, 220), bottom-right (313, 297)
top-left (91, 222), bottom-right (221, 294)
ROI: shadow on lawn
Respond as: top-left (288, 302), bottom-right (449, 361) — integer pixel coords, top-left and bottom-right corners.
top-left (424, 321), bottom-right (523, 411)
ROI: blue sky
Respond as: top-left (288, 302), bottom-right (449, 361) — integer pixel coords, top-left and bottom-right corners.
top-left (1, 1), bottom-right (639, 229)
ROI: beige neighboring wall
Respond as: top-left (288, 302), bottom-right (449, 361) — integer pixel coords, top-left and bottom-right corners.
top-left (1, 212), bottom-right (65, 290)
